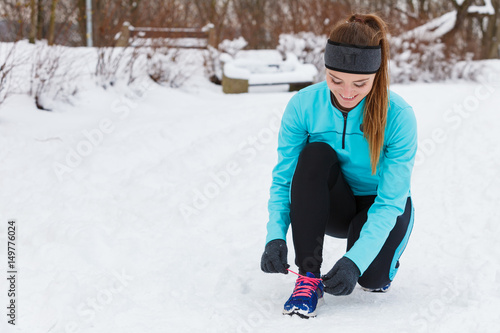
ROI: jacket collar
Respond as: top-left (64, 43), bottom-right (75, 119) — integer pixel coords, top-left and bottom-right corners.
top-left (328, 89), bottom-right (365, 120)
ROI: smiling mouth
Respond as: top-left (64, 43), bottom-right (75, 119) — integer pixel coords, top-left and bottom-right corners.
top-left (340, 93), bottom-right (357, 100)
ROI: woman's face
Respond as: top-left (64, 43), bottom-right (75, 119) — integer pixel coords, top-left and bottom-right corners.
top-left (326, 69), bottom-right (376, 110)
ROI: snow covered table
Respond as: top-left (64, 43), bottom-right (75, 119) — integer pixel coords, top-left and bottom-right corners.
top-left (222, 50), bottom-right (318, 94)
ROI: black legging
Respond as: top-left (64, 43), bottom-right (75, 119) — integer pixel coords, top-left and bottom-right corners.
top-left (290, 142), bottom-right (413, 289)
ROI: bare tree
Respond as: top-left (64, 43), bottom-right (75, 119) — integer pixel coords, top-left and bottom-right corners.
top-left (48, 0), bottom-right (59, 45)
top-left (444, 0), bottom-right (475, 43)
top-left (130, 0), bottom-right (188, 27)
top-left (52, 1), bottom-right (82, 46)
top-left (441, 0), bottom-right (499, 59)
top-left (2, 2), bottom-right (19, 40)
top-left (192, 0), bottom-right (231, 47)
top-left (29, 0), bottom-right (37, 43)
top-left (487, 0), bottom-right (500, 58)
top-left (470, 0), bottom-right (500, 59)
top-left (232, 0), bottom-right (271, 48)
top-left (76, 0), bottom-right (87, 45)
top-left (128, 0), bottom-right (141, 25)
top-left (2, 0), bottom-right (498, 60)
top-left (36, 0), bottom-right (44, 40)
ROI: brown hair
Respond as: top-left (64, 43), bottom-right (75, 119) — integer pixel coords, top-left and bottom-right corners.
top-left (329, 13), bottom-right (390, 174)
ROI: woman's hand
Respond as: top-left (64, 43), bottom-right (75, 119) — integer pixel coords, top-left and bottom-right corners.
top-left (322, 257), bottom-right (360, 295)
top-left (260, 239), bottom-right (290, 274)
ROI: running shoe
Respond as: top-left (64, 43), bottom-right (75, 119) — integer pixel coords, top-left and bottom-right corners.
top-left (283, 272), bottom-right (324, 318)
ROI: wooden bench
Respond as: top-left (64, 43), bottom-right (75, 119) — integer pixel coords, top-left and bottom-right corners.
top-left (116, 22), bottom-right (216, 49)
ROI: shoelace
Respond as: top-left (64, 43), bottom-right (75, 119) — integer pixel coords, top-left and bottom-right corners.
top-left (287, 269), bottom-right (322, 298)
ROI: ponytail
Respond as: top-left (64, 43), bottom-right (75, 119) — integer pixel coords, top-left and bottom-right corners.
top-left (329, 13), bottom-right (390, 174)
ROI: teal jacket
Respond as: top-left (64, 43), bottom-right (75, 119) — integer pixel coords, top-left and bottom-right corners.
top-left (266, 81), bottom-right (417, 274)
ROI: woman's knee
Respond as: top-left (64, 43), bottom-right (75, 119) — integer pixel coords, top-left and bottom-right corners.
top-left (300, 142), bottom-right (335, 159)
top-left (296, 142), bottom-right (338, 175)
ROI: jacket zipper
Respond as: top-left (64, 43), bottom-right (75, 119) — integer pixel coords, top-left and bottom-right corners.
top-left (341, 111), bottom-right (348, 149)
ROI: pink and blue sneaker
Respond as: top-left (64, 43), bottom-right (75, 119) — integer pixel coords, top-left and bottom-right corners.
top-left (283, 272), bottom-right (324, 318)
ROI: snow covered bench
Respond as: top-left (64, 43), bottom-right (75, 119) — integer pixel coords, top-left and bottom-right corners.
top-left (222, 50), bottom-right (318, 94)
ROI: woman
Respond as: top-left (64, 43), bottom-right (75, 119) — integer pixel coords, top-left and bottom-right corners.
top-left (260, 13), bottom-right (417, 318)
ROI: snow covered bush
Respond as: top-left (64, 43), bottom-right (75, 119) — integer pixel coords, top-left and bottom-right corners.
top-left (0, 43), bottom-right (17, 106)
top-left (30, 42), bottom-right (80, 110)
top-left (390, 37), bottom-right (483, 83)
top-left (0, 41), bottom-right (85, 110)
top-left (81, 45), bottom-right (201, 91)
top-left (204, 37), bottom-right (249, 84)
top-left (390, 38), bottom-right (452, 83)
top-left (389, 11), bottom-right (484, 83)
top-left (95, 47), bottom-right (131, 89)
top-left (1, 41), bottom-right (205, 109)
top-left (146, 47), bottom-right (195, 88)
top-left (449, 56), bottom-right (486, 81)
top-left (95, 45), bottom-right (197, 90)
top-left (277, 32), bottom-right (327, 83)
top-left (204, 46), bottom-right (223, 84)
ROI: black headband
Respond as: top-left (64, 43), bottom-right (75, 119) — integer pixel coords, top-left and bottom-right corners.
top-left (324, 40), bottom-right (381, 74)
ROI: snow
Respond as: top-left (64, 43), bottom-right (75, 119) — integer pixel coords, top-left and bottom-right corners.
top-left (389, 11), bottom-right (482, 83)
top-left (219, 37), bottom-right (248, 57)
top-left (468, 0), bottom-right (495, 15)
top-left (129, 37), bottom-right (208, 48)
top-left (277, 32), bottom-right (327, 83)
top-left (235, 50), bottom-right (284, 64)
top-left (248, 65), bottom-right (317, 85)
top-left (1, 48), bottom-right (500, 333)
top-left (223, 50), bottom-right (318, 84)
top-left (399, 11), bottom-right (456, 41)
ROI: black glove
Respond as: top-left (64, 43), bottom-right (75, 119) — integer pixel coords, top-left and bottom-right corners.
top-left (322, 257), bottom-right (360, 295)
top-left (260, 239), bottom-right (289, 274)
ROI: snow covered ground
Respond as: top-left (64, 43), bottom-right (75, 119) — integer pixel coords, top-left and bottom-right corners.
top-left (1, 61), bottom-right (500, 333)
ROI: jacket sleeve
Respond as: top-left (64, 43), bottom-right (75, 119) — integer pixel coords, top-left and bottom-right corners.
top-left (344, 106), bottom-right (418, 274)
top-left (266, 94), bottom-right (309, 244)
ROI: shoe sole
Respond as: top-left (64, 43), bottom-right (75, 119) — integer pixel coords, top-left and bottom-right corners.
top-left (361, 286), bottom-right (391, 293)
top-left (283, 309), bottom-right (316, 319)
top-left (282, 297), bottom-right (324, 318)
